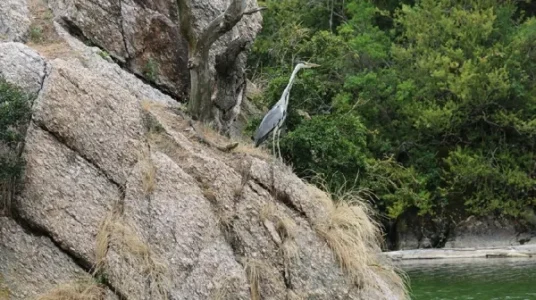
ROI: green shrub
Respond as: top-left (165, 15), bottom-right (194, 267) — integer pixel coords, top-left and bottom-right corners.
top-left (249, 0), bottom-right (536, 233)
top-left (0, 79), bottom-right (32, 213)
top-left (281, 114), bottom-right (368, 192)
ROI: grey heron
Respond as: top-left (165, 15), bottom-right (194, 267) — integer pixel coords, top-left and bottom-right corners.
top-left (253, 61), bottom-right (320, 160)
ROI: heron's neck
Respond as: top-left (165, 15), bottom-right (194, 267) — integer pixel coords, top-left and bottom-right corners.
top-left (281, 65), bottom-right (303, 107)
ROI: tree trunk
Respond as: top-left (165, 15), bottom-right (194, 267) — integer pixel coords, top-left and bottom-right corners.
top-left (188, 52), bottom-right (213, 122)
top-left (176, 0), bottom-right (264, 128)
top-left (213, 37), bottom-right (250, 135)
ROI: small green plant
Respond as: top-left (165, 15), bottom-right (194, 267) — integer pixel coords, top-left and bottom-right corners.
top-left (28, 25), bottom-right (43, 43)
top-left (143, 58), bottom-right (159, 83)
top-left (98, 50), bottom-right (110, 60)
top-left (0, 79), bottom-right (32, 214)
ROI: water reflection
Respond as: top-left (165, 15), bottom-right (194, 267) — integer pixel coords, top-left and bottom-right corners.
top-left (399, 258), bottom-right (536, 300)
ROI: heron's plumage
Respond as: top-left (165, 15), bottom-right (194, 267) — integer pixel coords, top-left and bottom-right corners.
top-left (254, 103), bottom-right (285, 147)
top-left (252, 61), bottom-right (319, 151)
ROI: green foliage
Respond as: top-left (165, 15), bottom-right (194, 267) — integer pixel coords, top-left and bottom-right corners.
top-left (0, 79), bottom-right (32, 182)
top-left (143, 58), bottom-right (159, 83)
top-left (98, 50), bottom-right (110, 60)
top-left (29, 25), bottom-right (43, 43)
top-left (282, 114), bottom-right (368, 192)
top-left (249, 0), bottom-right (536, 229)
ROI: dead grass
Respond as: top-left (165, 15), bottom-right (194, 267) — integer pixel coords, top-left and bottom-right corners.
top-left (286, 290), bottom-right (306, 300)
top-left (140, 157), bottom-right (156, 195)
top-left (0, 274), bottom-right (10, 300)
top-left (259, 203), bottom-right (276, 223)
top-left (309, 185), bottom-right (408, 298)
top-left (231, 142), bottom-right (272, 160)
top-left (277, 217), bottom-right (300, 263)
top-left (26, 0), bottom-right (71, 59)
top-left (95, 214), bottom-right (169, 299)
top-left (36, 278), bottom-right (105, 300)
top-left (244, 259), bottom-right (269, 300)
top-left (259, 203), bottom-right (300, 265)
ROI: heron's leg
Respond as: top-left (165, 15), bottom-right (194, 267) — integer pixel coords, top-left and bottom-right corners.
top-left (277, 128), bottom-right (282, 162)
top-left (272, 128), bottom-right (277, 158)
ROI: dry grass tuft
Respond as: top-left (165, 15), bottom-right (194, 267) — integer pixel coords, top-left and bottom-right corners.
top-left (310, 186), bottom-right (408, 298)
top-left (36, 278), bottom-right (105, 300)
top-left (276, 216), bottom-right (300, 263)
top-left (286, 290), bottom-right (306, 300)
top-left (139, 157), bottom-right (156, 195)
top-left (276, 216), bottom-right (297, 241)
top-left (244, 259), bottom-right (269, 300)
top-left (259, 202), bottom-right (276, 222)
top-left (259, 203), bottom-right (301, 265)
top-left (210, 286), bottom-right (230, 300)
top-left (231, 142), bottom-right (272, 160)
top-left (0, 274), bottom-right (10, 299)
top-left (95, 214), bottom-right (169, 299)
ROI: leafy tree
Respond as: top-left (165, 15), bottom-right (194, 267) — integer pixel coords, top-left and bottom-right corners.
top-left (248, 0), bottom-right (536, 245)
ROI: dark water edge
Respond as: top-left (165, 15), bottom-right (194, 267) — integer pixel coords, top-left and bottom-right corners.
top-left (398, 258), bottom-right (536, 300)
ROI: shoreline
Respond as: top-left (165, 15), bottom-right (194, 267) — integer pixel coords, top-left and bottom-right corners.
top-left (384, 244), bottom-right (536, 261)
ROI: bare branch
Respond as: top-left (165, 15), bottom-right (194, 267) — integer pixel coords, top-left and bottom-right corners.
top-left (198, 1), bottom-right (264, 53)
top-left (188, 120), bottom-right (238, 152)
top-left (244, 7), bottom-right (267, 15)
top-left (176, 0), bottom-right (197, 46)
top-left (215, 36), bottom-right (251, 74)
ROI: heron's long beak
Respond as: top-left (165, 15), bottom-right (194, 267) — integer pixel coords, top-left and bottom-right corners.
top-left (307, 63), bottom-right (321, 68)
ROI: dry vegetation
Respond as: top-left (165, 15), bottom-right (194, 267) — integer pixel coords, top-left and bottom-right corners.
top-left (36, 278), bottom-right (106, 300)
top-left (95, 213), bottom-right (169, 299)
top-left (139, 157), bottom-right (156, 195)
top-left (0, 274), bottom-right (10, 300)
top-left (310, 185), bottom-right (408, 298)
top-left (140, 100), bottom-right (408, 298)
top-left (243, 258), bottom-right (270, 300)
top-left (27, 0), bottom-right (72, 59)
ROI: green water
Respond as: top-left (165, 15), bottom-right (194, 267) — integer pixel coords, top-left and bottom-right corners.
top-left (401, 258), bottom-right (536, 300)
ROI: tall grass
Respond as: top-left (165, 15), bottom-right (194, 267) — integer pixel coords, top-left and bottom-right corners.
top-left (308, 178), bottom-right (409, 299)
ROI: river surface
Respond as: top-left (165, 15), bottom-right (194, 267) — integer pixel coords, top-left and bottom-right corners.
top-left (400, 258), bottom-right (536, 299)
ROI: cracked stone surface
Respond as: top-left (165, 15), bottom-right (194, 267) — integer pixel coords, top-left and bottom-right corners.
top-left (17, 124), bottom-right (122, 263)
top-left (0, 42), bottom-right (47, 95)
top-left (0, 0), bottom-right (31, 42)
top-left (32, 57), bottom-right (149, 185)
top-left (0, 29), bottom-right (405, 299)
top-left (46, 0), bottom-right (262, 100)
top-left (0, 217), bottom-right (117, 300)
top-left (47, 0), bottom-right (127, 60)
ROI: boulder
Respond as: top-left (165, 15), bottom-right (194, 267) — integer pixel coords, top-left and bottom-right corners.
top-left (0, 27), bottom-right (406, 299)
top-left (0, 217), bottom-right (117, 299)
top-left (445, 216), bottom-right (536, 248)
top-left (46, 0), bottom-right (261, 100)
top-left (0, 42), bottom-right (47, 95)
top-left (0, 0), bottom-right (31, 42)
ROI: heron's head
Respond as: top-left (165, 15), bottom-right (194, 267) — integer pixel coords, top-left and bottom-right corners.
top-left (296, 61), bottom-right (320, 69)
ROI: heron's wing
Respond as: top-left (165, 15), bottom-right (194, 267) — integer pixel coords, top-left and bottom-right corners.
top-left (254, 104), bottom-right (284, 147)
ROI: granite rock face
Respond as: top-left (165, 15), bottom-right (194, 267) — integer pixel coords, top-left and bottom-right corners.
top-left (46, 0), bottom-right (262, 101)
top-left (0, 0), bottom-right (31, 42)
top-left (0, 217), bottom-right (117, 300)
top-left (0, 7), bottom-right (406, 299)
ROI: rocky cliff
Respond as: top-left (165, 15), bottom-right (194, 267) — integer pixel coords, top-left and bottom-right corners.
top-left (0, 0), bottom-right (407, 299)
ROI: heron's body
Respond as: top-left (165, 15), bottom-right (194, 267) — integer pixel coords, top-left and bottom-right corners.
top-left (253, 62), bottom-right (319, 160)
top-left (254, 103), bottom-right (286, 147)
